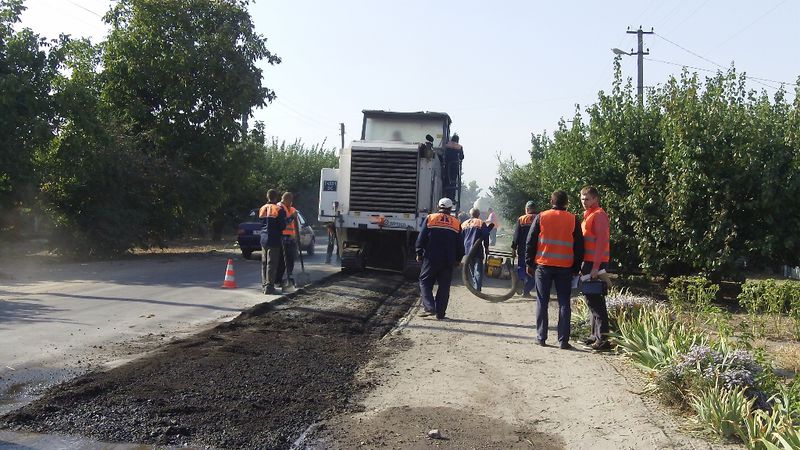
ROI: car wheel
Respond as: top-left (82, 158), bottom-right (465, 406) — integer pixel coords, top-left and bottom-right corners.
top-left (306, 237), bottom-right (315, 256)
top-left (242, 250), bottom-right (253, 260)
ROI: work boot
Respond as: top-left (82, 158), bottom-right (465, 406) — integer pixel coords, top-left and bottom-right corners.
top-left (521, 291), bottom-right (533, 298)
top-left (264, 283), bottom-right (276, 295)
top-left (289, 277), bottom-right (296, 288)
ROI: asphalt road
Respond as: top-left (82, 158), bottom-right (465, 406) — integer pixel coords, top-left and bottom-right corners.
top-left (0, 243), bottom-right (339, 415)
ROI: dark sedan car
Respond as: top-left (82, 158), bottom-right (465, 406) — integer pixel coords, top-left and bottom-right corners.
top-left (236, 209), bottom-right (315, 259)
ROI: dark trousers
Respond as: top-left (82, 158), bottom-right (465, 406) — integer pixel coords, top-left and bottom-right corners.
top-left (535, 265), bottom-right (573, 344)
top-left (516, 255), bottom-right (536, 294)
top-left (261, 244), bottom-right (282, 286)
top-left (326, 230), bottom-right (338, 262)
top-left (581, 261), bottom-right (609, 342)
top-left (276, 237), bottom-right (297, 283)
top-left (419, 260), bottom-right (453, 319)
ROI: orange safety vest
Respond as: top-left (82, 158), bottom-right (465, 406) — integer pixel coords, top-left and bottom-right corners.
top-left (582, 206), bottom-right (610, 263)
top-left (461, 218), bottom-right (485, 229)
top-left (427, 212), bottom-right (461, 233)
top-left (279, 203), bottom-right (297, 236)
top-left (258, 203), bottom-right (281, 219)
top-left (535, 209), bottom-right (576, 268)
top-left (518, 214), bottom-right (534, 226)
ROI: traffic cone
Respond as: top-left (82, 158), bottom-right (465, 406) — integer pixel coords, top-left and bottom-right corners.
top-left (222, 258), bottom-right (237, 289)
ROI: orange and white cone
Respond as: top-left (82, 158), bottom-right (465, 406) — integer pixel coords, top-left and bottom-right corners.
top-left (221, 258), bottom-right (237, 289)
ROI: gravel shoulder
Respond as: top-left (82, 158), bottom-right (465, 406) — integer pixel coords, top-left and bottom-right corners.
top-left (310, 279), bottom-right (739, 450)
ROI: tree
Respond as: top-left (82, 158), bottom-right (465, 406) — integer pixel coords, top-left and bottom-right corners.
top-left (101, 0), bottom-right (280, 239)
top-left (459, 180), bottom-right (482, 212)
top-left (0, 0), bottom-right (63, 230)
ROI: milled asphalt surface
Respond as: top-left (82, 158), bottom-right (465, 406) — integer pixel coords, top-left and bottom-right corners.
top-left (0, 242), bottom-right (339, 417)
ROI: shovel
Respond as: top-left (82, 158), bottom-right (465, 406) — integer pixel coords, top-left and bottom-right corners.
top-left (293, 215), bottom-right (311, 287)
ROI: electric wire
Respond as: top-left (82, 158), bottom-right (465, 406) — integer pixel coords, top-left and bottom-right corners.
top-left (708, 0), bottom-right (790, 52)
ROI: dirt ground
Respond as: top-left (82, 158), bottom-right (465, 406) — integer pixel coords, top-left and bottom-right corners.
top-left (307, 281), bottom-right (739, 450)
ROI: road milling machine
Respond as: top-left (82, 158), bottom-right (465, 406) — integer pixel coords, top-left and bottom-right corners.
top-left (318, 110), bottom-right (462, 278)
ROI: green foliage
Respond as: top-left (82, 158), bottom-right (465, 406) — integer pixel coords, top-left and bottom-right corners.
top-left (459, 180), bottom-right (483, 212)
top-left (0, 0), bottom-right (64, 218)
top-left (666, 276), bottom-right (720, 312)
top-left (490, 58), bottom-right (800, 278)
top-left (612, 304), bottom-right (702, 371)
top-left (739, 279), bottom-right (800, 340)
top-left (739, 279), bottom-right (800, 315)
top-left (690, 384), bottom-right (755, 440)
top-left (99, 0), bottom-right (281, 235)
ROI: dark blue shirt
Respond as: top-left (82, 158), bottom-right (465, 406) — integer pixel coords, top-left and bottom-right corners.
top-left (416, 212), bottom-right (465, 267)
top-left (259, 203), bottom-right (287, 248)
top-left (461, 218), bottom-right (489, 258)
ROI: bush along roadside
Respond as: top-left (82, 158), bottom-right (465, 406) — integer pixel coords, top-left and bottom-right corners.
top-left (608, 285), bottom-right (800, 449)
top-left (738, 279), bottom-right (800, 340)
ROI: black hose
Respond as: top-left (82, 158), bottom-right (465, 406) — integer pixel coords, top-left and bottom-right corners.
top-left (462, 240), bottom-right (519, 302)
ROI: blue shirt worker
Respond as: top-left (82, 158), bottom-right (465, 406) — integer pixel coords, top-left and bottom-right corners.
top-left (461, 208), bottom-right (489, 291)
top-left (258, 189), bottom-right (287, 295)
top-left (416, 198), bottom-right (464, 320)
top-left (525, 190), bottom-right (584, 350)
top-left (511, 201), bottom-right (538, 297)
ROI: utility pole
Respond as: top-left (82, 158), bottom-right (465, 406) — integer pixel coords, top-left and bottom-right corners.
top-left (340, 123), bottom-right (345, 149)
top-left (625, 26), bottom-right (653, 105)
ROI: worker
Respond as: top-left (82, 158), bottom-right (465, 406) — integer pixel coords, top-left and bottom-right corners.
top-left (258, 189), bottom-right (287, 294)
top-left (511, 200), bottom-right (537, 297)
top-left (276, 192), bottom-right (298, 290)
top-left (525, 190), bottom-right (584, 349)
top-left (325, 222), bottom-right (339, 264)
top-left (443, 134), bottom-right (463, 201)
top-left (461, 207), bottom-right (489, 291)
top-left (486, 207), bottom-right (500, 245)
top-left (416, 198), bottom-right (464, 320)
top-left (580, 186), bottom-right (612, 351)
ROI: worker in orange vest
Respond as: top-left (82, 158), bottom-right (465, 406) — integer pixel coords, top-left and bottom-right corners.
top-left (258, 189), bottom-right (287, 294)
top-left (525, 190), bottom-right (584, 349)
top-left (511, 200), bottom-right (537, 297)
top-left (580, 186), bottom-right (612, 351)
top-left (416, 198), bottom-right (464, 320)
top-left (276, 191), bottom-right (299, 290)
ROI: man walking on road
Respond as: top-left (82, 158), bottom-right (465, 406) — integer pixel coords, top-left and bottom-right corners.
top-left (258, 189), bottom-right (287, 294)
top-left (277, 192), bottom-right (298, 290)
top-left (461, 207), bottom-right (489, 292)
top-left (526, 190), bottom-right (584, 349)
top-left (580, 186), bottom-right (612, 351)
top-left (416, 198), bottom-right (464, 320)
top-left (511, 200), bottom-right (537, 297)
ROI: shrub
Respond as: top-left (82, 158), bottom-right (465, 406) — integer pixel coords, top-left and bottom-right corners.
top-left (690, 383), bottom-right (754, 440)
top-left (666, 276), bottom-right (719, 312)
top-left (738, 279), bottom-right (800, 340)
top-left (738, 280), bottom-right (800, 315)
top-left (613, 304), bottom-right (703, 371)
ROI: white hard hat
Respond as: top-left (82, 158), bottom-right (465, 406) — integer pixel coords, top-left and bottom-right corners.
top-left (438, 198), bottom-right (454, 209)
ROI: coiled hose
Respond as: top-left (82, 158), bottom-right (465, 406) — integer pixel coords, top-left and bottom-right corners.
top-left (461, 240), bottom-right (519, 302)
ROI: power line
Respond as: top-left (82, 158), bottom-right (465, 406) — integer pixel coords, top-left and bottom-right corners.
top-left (64, 0), bottom-right (103, 18)
top-left (653, 32), bottom-right (798, 88)
top-left (708, 0), bottom-right (790, 52)
top-left (644, 57), bottom-right (796, 94)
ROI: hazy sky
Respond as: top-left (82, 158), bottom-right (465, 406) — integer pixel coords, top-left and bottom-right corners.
top-left (18, 0), bottom-right (800, 193)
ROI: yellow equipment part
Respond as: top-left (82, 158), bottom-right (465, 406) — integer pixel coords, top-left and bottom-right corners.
top-left (485, 256), bottom-right (508, 279)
